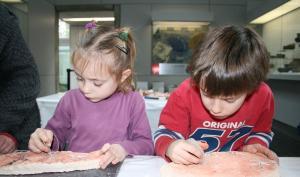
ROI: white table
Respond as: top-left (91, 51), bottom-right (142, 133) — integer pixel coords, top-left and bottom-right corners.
top-left (119, 156), bottom-right (300, 177)
top-left (36, 93), bottom-right (167, 133)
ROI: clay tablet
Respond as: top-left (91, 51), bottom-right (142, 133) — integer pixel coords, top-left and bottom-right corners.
top-left (161, 151), bottom-right (279, 177)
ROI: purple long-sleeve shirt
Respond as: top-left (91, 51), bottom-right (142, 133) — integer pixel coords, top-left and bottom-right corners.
top-left (45, 89), bottom-right (154, 155)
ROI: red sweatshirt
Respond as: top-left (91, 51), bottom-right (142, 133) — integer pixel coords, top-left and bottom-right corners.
top-left (154, 78), bottom-right (274, 160)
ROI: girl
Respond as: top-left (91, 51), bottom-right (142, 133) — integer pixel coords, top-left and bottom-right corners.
top-left (29, 24), bottom-right (154, 169)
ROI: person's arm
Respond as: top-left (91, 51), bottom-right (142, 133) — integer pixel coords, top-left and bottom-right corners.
top-left (0, 133), bottom-right (17, 153)
top-left (244, 89), bottom-right (275, 147)
top-left (154, 90), bottom-right (190, 160)
top-left (0, 5), bottom-right (40, 150)
top-left (240, 87), bottom-right (278, 162)
top-left (45, 94), bottom-right (72, 151)
top-left (114, 93), bottom-right (154, 155)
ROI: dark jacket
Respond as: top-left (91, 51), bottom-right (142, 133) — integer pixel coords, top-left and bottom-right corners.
top-left (0, 4), bottom-right (41, 150)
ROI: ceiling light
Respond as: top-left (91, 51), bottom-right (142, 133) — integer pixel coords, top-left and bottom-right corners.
top-left (153, 21), bottom-right (209, 28)
top-left (62, 17), bottom-right (115, 22)
top-left (0, 0), bottom-right (22, 3)
top-left (251, 0), bottom-right (300, 24)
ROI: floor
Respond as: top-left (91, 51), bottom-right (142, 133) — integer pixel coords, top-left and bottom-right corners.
top-left (270, 120), bottom-right (300, 157)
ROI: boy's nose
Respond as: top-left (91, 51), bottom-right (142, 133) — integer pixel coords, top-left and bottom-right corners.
top-left (210, 99), bottom-right (222, 114)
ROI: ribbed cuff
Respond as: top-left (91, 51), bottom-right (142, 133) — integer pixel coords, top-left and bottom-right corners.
top-left (0, 132), bottom-right (18, 147)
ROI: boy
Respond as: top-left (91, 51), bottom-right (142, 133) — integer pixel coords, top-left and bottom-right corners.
top-left (154, 25), bottom-right (278, 164)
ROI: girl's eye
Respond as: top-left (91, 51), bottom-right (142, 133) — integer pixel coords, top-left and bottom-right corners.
top-left (94, 83), bottom-right (103, 87)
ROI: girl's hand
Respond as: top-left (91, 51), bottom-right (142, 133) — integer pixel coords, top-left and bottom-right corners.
top-left (166, 139), bottom-right (208, 165)
top-left (98, 143), bottom-right (127, 169)
top-left (0, 135), bottom-right (16, 154)
top-left (240, 144), bottom-right (279, 163)
top-left (28, 128), bottom-right (53, 153)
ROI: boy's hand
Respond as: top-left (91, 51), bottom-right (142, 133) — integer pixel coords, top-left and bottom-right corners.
top-left (166, 139), bottom-right (208, 165)
top-left (240, 144), bottom-right (279, 163)
top-left (98, 143), bottom-right (127, 169)
top-left (28, 128), bottom-right (53, 153)
top-left (0, 135), bottom-right (16, 154)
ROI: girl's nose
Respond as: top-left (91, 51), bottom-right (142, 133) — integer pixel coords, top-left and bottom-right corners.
top-left (81, 82), bottom-right (92, 93)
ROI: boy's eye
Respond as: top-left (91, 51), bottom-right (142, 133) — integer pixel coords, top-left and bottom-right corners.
top-left (223, 98), bottom-right (236, 103)
top-left (225, 99), bottom-right (235, 103)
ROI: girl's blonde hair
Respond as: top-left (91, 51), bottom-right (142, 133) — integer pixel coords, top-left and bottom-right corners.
top-left (71, 24), bottom-right (136, 93)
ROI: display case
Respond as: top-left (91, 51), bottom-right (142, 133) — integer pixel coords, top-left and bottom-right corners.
top-left (151, 21), bottom-right (209, 75)
top-left (257, 8), bottom-right (300, 80)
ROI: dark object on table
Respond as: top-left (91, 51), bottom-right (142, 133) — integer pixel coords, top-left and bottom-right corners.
top-left (289, 59), bottom-right (300, 72)
top-left (276, 53), bottom-right (285, 58)
top-left (278, 66), bottom-right (292, 72)
top-left (283, 43), bottom-right (295, 50)
top-left (277, 59), bottom-right (300, 72)
top-left (295, 33), bottom-right (300, 43)
top-left (0, 162), bottom-right (123, 177)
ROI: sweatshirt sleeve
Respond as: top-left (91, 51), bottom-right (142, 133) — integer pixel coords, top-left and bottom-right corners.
top-left (45, 93), bottom-right (72, 151)
top-left (115, 93), bottom-right (154, 155)
top-left (244, 88), bottom-right (275, 148)
top-left (153, 89), bottom-right (189, 160)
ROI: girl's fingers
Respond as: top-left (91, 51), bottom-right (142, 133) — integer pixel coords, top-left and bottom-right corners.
top-left (99, 151), bottom-right (115, 169)
top-left (28, 139), bottom-right (42, 153)
top-left (100, 143), bottom-right (111, 154)
top-left (30, 133), bottom-right (48, 152)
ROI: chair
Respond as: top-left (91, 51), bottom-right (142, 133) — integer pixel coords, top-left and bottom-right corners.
top-left (136, 81), bottom-right (149, 90)
top-left (152, 81), bottom-right (165, 93)
top-left (66, 69), bottom-right (78, 90)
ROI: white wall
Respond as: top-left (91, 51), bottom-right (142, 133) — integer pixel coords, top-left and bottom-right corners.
top-left (28, 0), bottom-right (56, 96)
top-left (267, 80), bottom-right (300, 128)
top-left (247, 0), bottom-right (288, 22)
top-left (263, 8), bottom-right (300, 56)
top-left (262, 8), bottom-right (300, 128)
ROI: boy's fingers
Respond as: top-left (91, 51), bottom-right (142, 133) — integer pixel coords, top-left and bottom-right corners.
top-left (199, 141), bottom-right (209, 150)
top-left (184, 144), bottom-right (203, 159)
top-left (241, 144), bottom-right (257, 153)
top-left (255, 144), bottom-right (279, 162)
top-left (173, 152), bottom-right (191, 165)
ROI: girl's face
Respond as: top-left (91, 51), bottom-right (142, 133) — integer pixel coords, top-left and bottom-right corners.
top-left (200, 89), bottom-right (247, 120)
top-left (74, 63), bottom-right (118, 103)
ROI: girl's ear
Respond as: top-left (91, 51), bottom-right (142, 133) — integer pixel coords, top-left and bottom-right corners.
top-left (121, 69), bottom-right (132, 82)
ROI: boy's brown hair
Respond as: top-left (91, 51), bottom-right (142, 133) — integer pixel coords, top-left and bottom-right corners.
top-left (71, 25), bottom-right (136, 92)
top-left (190, 25), bottom-right (269, 96)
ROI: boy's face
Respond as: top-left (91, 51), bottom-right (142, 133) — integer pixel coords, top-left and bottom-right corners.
top-left (200, 89), bottom-right (247, 120)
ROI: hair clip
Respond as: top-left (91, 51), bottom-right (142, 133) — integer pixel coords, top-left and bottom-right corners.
top-left (115, 45), bottom-right (129, 55)
top-left (118, 31), bottom-right (128, 42)
top-left (84, 21), bottom-right (97, 30)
